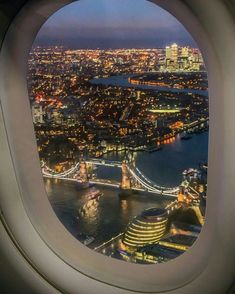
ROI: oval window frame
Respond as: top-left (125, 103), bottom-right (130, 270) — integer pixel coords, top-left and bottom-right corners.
top-left (0, 0), bottom-right (235, 293)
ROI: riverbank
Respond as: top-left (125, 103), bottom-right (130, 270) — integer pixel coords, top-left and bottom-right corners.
top-left (90, 73), bottom-right (208, 96)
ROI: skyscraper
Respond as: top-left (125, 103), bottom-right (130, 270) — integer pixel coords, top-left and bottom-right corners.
top-left (181, 46), bottom-right (189, 58)
top-left (171, 43), bottom-right (178, 63)
top-left (165, 46), bottom-right (171, 59)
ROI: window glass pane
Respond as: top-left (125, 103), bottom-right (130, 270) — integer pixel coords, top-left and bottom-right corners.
top-left (27, 0), bottom-right (208, 264)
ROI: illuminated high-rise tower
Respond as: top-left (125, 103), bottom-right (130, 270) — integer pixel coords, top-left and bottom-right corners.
top-left (171, 43), bottom-right (178, 63)
top-left (165, 46), bottom-right (171, 59)
top-left (181, 46), bottom-right (189, 58)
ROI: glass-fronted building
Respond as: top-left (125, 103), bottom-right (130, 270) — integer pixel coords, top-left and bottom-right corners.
top-left (122, 208), bottom-right (168, 249)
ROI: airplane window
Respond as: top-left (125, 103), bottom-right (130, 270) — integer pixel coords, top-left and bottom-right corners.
top-left (27, 0), bottom-right (208, 265)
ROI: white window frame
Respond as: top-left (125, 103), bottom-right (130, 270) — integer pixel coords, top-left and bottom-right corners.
top-left (0, 0), bottom-right (235, 293)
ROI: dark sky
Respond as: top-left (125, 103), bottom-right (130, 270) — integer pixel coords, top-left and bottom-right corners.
top-left (34, 0), bottom-right (197, 49)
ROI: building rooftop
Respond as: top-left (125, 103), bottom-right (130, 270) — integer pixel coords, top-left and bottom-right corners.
top-left (141, 208), bottom-right (167, 220)
top-left (161, 234), bottom-right (197, 246)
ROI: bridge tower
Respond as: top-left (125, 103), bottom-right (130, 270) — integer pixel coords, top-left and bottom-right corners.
top-left (177, 186), bottom-right (185, 202)
top-left (121, 161), bottom-right (131, 189)
top-left (80, 161), bottom-right (88, 182)
top-left (126, 152), bottom-right (135, 165)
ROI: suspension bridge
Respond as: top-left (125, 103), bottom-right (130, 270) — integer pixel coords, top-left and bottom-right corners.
top-left (41, 156), bottom-right (179, 197)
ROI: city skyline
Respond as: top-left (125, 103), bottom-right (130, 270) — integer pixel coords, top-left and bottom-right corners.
top-left (34, 0), bottom-right (198, 49)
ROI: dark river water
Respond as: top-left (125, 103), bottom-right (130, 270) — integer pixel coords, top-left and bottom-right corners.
top-left (46, 132), bottom-right (208, 248)
top-left (90, 74), bottom-right (208, 96)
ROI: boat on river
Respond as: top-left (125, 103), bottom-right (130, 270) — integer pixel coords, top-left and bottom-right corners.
top-left (145, 146), bottom-right (162, 153)
top-left (181, 134), bottom-right (192, 140)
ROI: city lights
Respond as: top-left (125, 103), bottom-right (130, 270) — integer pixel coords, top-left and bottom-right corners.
top-left (28, 1), bottom-right (208, 265)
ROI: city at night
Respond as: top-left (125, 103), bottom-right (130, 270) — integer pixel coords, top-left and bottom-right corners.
top-left (27, 0), bottom-right (208, 264)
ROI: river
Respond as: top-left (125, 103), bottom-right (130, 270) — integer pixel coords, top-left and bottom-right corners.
top-left (45, 132), bottom-right (208, 248)
top-left (90, 74), bottom-right (208, 96)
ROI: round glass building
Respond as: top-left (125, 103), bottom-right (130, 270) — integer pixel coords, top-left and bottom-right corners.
top-left (122, 208), bottom-right (168, 249)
